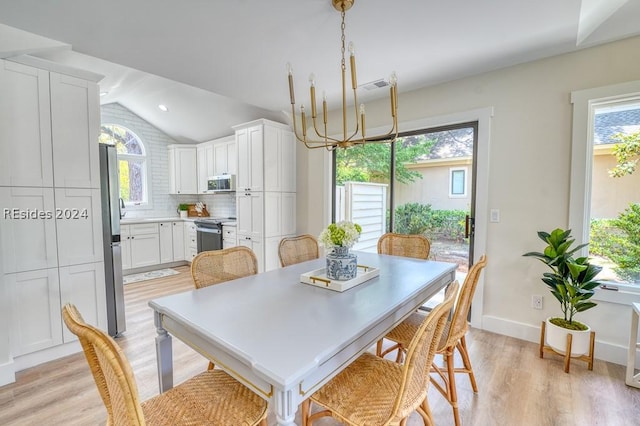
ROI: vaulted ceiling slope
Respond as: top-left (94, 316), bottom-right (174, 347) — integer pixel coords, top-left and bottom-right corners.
top-left (1, 0), bottom-right (639, 143)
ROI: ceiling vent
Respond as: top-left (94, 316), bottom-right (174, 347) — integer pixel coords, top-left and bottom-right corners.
top-left (362, 79), bottom-right (390, 91)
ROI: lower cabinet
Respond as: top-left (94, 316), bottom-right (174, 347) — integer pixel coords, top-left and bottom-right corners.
top-left (264, 237), bottom-right (282, 271)
top-left (237, 236), bottom-right (263, 272)
top-left (8, 268), bottom-right (62, 356)
top-left (7, 261), bottom-right (106, 356)
top-left (160, 221), bottom-right (186, 263)
top-left (121, 223), bottom-right (160, 270)
top-left (184, 221), bottom-right (198, 262)
top-left (222, 225), bottom-right (237, 249)
top-left (59, 262), bottom-right (106, 343)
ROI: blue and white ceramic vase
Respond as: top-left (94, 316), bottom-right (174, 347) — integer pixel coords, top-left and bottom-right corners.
top-left (326, 246), bottom-right (358, 281)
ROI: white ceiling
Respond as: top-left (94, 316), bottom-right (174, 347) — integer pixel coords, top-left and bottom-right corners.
top-left (1, 0), bottom-right (639, 143)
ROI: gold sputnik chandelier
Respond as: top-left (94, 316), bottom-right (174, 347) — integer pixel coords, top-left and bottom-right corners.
top-left (287, 0), bottom-right (398, 150)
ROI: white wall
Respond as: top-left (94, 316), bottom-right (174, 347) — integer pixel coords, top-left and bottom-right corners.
top-left (299, 35), bottom-right (640, 365)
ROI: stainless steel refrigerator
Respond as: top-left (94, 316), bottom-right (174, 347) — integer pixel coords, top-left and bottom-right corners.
top-left (99, 144), bottom-right (126, 337)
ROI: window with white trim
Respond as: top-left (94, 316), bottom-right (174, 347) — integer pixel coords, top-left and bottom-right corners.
top-left (99, 124), bottom-right (149, 207)
top-left (570, 81), bottom-right (640, 303)
top-left (449, 167), bottom-right (467, 197)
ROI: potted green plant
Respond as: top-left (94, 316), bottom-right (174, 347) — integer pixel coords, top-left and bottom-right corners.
top-left (178, 203), bottom-right (189, 219)
top-left (523, 228), bottom-right (602, 356)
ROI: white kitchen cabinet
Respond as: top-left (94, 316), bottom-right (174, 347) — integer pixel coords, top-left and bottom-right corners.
top-left (264, 237), bottom-right (282, 272)
top-left (264, 126), bottom-right (296, 192)
top-left (264, 192), bottom-right (297, 238)
top-left (235, 125), bottom-right (263, 192)
top-left (130, 233), bottom-right (160, 268)
top-left (168, 145), bottom-right (198, 194)
top-left (184, 221), bottom-right (198, 263)
top-left (0, 57), bottom-right (104, 378)
top-left (59, 262), bottom-right (107, 343)
top-left (121, 225), bottom-right (132, 270)
top-left (172, 221), bottom-right (185, 261)
top-left (0, 60), bottom-right (53, 188)
top-left (121, 223), bottom-right (160, 270)
top-left (233, 119), bottom-right (296, 273)
top-left (222, 225), bottom-right (237, 249)
top-left (237, 236), bottom-right (264, 273)
top-left (7, 268), bottom-right (62, 356)
top-left (236, 192), bottom-right (263, 239)
top-left (159, 222), bottom-right (174, 264)
top-left (197, 141), bottom-right (215, 194)
top-left (0, 187), bottom-right (58, 274)
top-left (213, 137), bottom-right (236, 176)
top-left (54, 188), bottom-right (103, 266)
top-left (159, 221), bottom-right (185, 263)
top-left (50, 72), bottom-right (100, 189)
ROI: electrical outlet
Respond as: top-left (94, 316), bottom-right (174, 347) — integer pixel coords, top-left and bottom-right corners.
top-left (531, 295), bottom-right (543, 310)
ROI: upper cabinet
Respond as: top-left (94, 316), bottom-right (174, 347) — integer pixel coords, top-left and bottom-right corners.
top-left (196, 136), bottom-right (236, 194)
top-left (235, 125), bottom-right (264, 192)
top-left (168, 144), bottom-right (198, 194)
top-left (197, 142), bottom-right (215, 194)
top-left (213, 137), bottom-right (236, 176)
top-left (50, 72), bottom-right (100, 189)
top-left (264, 125), bottom-right (296, 192)
top-left (0, 61), bottom-right (53, 187)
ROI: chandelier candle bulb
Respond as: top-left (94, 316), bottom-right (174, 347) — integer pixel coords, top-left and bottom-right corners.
top-left (360, 104), bottom-right (366, 138)
top-left (349, 42), bottom-right (357, 89)
top-left (310, 80), bottom-right (317, 117)
top-left (287, 63), bottom-right (295, 104)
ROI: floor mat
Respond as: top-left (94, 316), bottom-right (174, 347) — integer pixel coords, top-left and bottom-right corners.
top-left (123, 268), bottom-right (180, 285)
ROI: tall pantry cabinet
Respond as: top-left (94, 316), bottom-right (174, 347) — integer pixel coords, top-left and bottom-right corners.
top-left (233, 119), bottom-right (296, 272)
top-left (0, 57), bottom-right (105, 385)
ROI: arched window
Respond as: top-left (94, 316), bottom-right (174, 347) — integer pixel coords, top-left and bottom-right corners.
top-left (99, 124), bottom-right (148, 206)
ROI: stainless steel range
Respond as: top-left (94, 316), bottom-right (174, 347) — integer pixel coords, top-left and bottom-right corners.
top-left (194, 217), bottom-right (235, 253)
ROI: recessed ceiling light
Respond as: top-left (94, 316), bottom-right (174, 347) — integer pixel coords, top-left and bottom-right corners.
top-left (158, 104), bottom-right (169, 112)
top-left (100, 91), bottom-right (108, 96)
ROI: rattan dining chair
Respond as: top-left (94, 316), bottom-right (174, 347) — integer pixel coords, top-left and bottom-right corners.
top-left (378, 255), bottom-right (488, 426)
top-left (191, 246), bottom-right (258, 289)
top-left (377, 232), bottom-right (431, 260)
top-left (62, 303), bottom-right (268, 426)
top-left (376, 232), bottom-right (431, 360)
top-left (191, 246), bottom-right (258, 370)
top-left (278, 234), bottom-right (319, 267)
top-left (301, 280), bottom-right (459, 426)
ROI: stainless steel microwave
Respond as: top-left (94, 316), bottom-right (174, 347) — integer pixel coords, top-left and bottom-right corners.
top-left (207, 175), bottom-right (236, 192)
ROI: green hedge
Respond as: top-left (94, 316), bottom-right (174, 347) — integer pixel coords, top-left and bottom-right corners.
top-left (392, 203), bottom-right (468, 242)
top-left (590, 203), bottom-right (640, 282)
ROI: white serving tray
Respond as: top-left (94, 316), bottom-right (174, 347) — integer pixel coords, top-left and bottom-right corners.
top-left (300, 265), bottom-right (380, 292)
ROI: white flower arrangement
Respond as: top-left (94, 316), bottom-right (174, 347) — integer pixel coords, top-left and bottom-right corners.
top-left (318, 221), bottom-right (363, 248)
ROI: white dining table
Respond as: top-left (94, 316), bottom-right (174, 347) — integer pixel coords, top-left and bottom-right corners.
top-left (149, 252), bottom-right (457, 425)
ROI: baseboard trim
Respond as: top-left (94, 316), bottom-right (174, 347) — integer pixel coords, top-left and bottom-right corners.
top-left (481, 315), bottom-right (631, 367)
top-left (13, 340), bottom-right (82, 372)
top-left (0, 359), bottom-right (16, 386)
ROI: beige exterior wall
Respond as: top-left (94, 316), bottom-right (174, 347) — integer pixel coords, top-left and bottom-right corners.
top-left (396, 158), bottom-right (472, 210)
top-left (591, 147), bottom-right (640, 218)
top-left (297, 35), bottom-right (640, 365)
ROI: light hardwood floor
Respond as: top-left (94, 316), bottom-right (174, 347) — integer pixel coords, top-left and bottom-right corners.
top-left (0, 265), bottom-right (638, 425)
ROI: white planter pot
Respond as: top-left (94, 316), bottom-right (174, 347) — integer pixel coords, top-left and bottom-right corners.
top-left (179, 210), bottom-right (188, 219)
top-left (545, 317), bottom-right (591, 357)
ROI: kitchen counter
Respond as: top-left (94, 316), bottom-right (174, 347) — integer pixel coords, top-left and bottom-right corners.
top-left (120, 217), bottom-right (197, 225)
top-left (120, 217), bottom-right (236, 225)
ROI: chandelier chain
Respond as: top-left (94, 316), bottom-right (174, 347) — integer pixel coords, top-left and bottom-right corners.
top-left (341, 10), bottom-right (346, 72)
